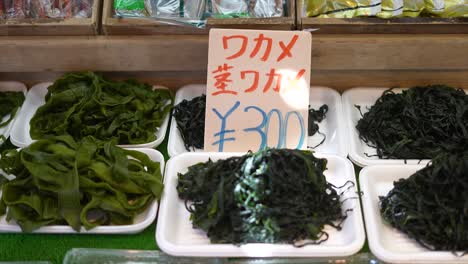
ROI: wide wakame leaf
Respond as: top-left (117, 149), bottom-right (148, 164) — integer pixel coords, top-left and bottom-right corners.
top-left (30, 72), bottom-right (173, 145)
top-left (0, 136), bottom-right (164, 232)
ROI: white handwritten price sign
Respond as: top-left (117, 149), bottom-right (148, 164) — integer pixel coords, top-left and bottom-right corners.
top-left (205, 29), bottom-right (311, 152)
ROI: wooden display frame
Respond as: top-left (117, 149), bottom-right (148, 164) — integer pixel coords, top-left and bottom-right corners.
top-left (102, 0), bottom-right (295, 35)
top-left (0, 0), bottom-right (101, 36)
top-left (0, 34), bottom-right (467, 90)
top-left (297, 1), bottom-right (468, 34)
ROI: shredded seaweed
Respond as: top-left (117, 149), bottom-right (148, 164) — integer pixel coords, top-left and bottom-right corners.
top-left (356, 85), bottom-right (468, 159)
top-left (172, 95), bottom-right (329, 150)
top-left (30, 72), bottom-right (173, 145)
top-left (173, 94), bottom-right (206, 150)
top-left (0, 136), bottom-right (163, 232)
top-left (380, 151), bottom-right (468, 253)
top-left (0, 91), bottom-right (25, 128)
top-left (177, 148), bottom-right (350, 245)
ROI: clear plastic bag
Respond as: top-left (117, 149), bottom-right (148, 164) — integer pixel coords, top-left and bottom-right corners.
top-left (141, 0), bottom-right (206, 27)
top-left (209, 0), bottom-right (249, 18)
top-left (207, 0), bottom-right (284, 18)
top-left (145, 0), bottom-right (179, 17)
top-left (251, 0), bottom-right (284, 17)
top-left (183, 0), bottom-right (206, 19)
top-left (142, 0), bottom-right (207, 19)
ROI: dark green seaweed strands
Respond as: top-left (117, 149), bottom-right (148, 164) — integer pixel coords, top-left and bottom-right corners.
top-left (356, 85), bottom-right (468, 159)
top-left (0, 91), bottom-right (25, 129)
top-left (380, 152), bottom-right (468, 253)
top-left (177, 149), bottom-right (349, 245)
top-left (30, 72), bottom-right (173, 145)
top-left (173, 94), bottom-right (206, 150)
top-left (173, 94), bottom-right (328, 150)
top-left (0, 136), bottom-right (163, 232)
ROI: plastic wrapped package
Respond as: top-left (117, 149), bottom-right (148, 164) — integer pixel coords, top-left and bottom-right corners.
top-left (3, 0), bottom-right (91, 19)
top-left (424, 0), bottom-right (444, 14)
top-left (32, 0), bottom-right (48, 18)
top-left (438, 0), bottom-right (467, 17)
top-left (303, 0), bottom-right (381, 17)
top-left (251, 0), bottom-right (284, 17)
top-left (402, 0), bottom-right (425, 16)
top-left (207, 0), bottom-right (285, 18)
top-left (145, 0), bottom-right (179, 18)
top-left (6, 0), bottom-right (28, 18)
top-left (208, 0), bottom-right (249, 18)
top-left (74, 0), bottom-right (93, 18)
top-left (143, 0), bottom-right (206, 19)
top-left (30, 0), bottom-right (49, 18)
top-left (115, 0), bottom-right (147, 16)
top-left (377, 0), bottom-right (403, 17)
top-left (61, 0), bottom-right (73, 17)
top-left (183, 0), bottom-right (206, 19)
top-left (114, 0), bottom-right (286, 28)
top-left (0, 0), bottom-right (5, 18)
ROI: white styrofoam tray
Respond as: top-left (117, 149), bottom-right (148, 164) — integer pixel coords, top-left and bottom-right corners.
top-left (156, 152), bottom-right (365, 257)
top-left (10, 83), bottom-right (171, 148)
top-left (360, 165), bottom-right (468, 264)
top-left (342, 87), bottom-right (463, 167)
top-left (0, 82), bottom-right (28, 144)
top-left (0, 148), bottom-right (164, 234)
top-left (168, 85), bottom-right (347, 158)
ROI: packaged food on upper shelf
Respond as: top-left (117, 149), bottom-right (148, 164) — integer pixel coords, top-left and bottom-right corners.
top-left (105, 0), bottom-right (295, 34)
top-left (0, 0), bottom-right (94, 19)
top-left (114, 0), bottom-right (287, 28)
top-left (0, 0), bottom-right (101, 36)
top-left (301, 0), bottom-right (467, 18)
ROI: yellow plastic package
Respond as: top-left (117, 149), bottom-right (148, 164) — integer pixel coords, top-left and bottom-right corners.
top-left (377, 0), bottom-right (403, 17)
top-left (303, 0), bottom-right (382, 17)
top-left (438, 0), bottom-right (468, 17)
top-left (424, 0), bottom-right (444, 14)
top-left (402, 0), bottom-right (425, 16)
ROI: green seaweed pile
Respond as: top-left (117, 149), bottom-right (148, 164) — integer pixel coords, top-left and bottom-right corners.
top-left (356, 85), bottom-right (468, 159)
top-left (177, 148), bottom-right (349, 245)
top-left (0, 136), bottom-right (163, 232)
top-left (30, 72), bottom-right (173, 145)
top-left (0, 91), bottom-right (25, 129)
top-left (380, 151), bottom-right (468, 252)
top-left (173, 94), bottom-right (206, 150)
